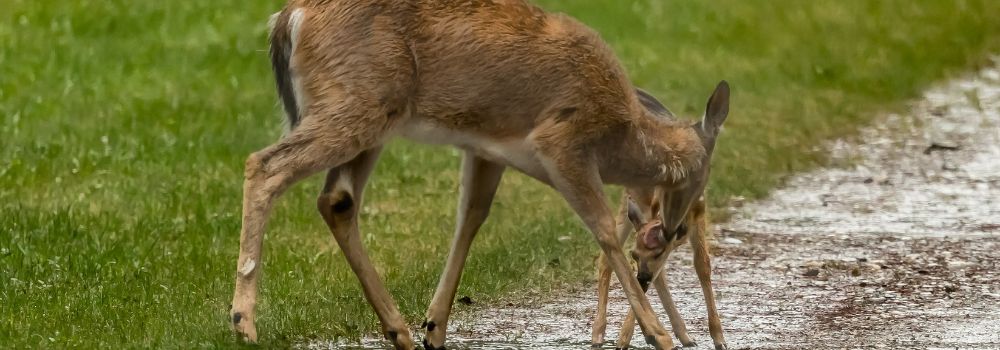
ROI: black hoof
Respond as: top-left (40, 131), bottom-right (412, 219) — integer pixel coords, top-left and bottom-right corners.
top-left (615, 347), bottom-right (628, 350)
top-left (682, 341), bottom-right (698, 348)
top-left (591, 343), bottom-right (603, 349)
top-left (422, 338), bottom-right (446, 350)
top-left (715, 344), bottom-right (728, 350)
top-left (671, 347), bottom-right (684, 350)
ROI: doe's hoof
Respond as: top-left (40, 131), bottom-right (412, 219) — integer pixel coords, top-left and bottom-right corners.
top-left (715, 344), bottom-right (728, 350)
top-left (682, 340), bottom-right (698, 348)
top-left (422, 338), bottom-right (446, 350)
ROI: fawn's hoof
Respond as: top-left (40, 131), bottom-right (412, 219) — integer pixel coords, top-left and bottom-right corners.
top-left (681, 340), bottom-right (698, 348)
top-left (715, 344), bottom-right (728, 350)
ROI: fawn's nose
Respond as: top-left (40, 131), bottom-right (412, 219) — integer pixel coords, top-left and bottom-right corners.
top-left (637, 271), bottom-right (652, 292)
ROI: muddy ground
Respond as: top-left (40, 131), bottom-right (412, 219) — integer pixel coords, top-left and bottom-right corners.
top-left (320, 63), bottom-right (1000, 349)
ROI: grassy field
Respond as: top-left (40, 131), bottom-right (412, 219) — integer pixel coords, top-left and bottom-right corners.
top-left (2, 0), bottom-right (1000, 348)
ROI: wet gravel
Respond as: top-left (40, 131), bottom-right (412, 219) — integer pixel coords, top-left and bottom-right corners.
top-left (315, 62), bottom-right (1000, 349)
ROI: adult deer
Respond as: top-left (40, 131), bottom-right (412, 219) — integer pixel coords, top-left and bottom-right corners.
top-left (229, 1), bottom-right (730, 349)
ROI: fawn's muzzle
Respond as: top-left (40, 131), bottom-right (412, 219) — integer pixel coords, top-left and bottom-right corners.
top-left (637, 271), bottom-right (652, 292)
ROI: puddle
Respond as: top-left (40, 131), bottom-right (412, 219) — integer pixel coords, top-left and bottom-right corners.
top-left (311, 62), bottom-right (1000, 349)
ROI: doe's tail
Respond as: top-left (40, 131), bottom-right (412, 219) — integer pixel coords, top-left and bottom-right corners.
top-left (268, 10), bottom-right (299, 129)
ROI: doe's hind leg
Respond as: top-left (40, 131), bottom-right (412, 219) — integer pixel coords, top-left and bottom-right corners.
top-left (229, 101), bottom-right (405, 346)
top-left (316, 146), bottom-right (416, 348)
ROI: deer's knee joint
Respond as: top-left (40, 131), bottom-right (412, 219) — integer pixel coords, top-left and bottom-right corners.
top-left (318, 190), bottom-right (356, 219)
top-left (244, 153), bottom-right (266, 179)
top-left (332, 194), bottom-right (354, 214)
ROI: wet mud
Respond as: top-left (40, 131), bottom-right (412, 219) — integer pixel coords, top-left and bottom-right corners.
top-left (314, 63), bottom-right (1000, 349)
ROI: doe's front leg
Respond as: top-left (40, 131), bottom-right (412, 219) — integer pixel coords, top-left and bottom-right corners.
top-left (540, 155), bottom-right (674, 349)
top-left (593, 195), bottom-right (637, 347)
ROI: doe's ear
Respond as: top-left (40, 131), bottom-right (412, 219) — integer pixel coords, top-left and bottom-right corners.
top-left (702, 80), bottom-right (730, 135)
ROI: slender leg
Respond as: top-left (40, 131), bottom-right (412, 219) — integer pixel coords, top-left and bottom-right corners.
top-left (688, 198), bottom-right (727, 350)
top-left (617, 190), bottom-right (695, 349)
top-left (315, 146), bottom-right (417, 349)
top-left (422, 152), bottom-right (505, 349)
top-left (230, 124), bottom-right (377, 343)
top-left (592, 195), bottom-right (635, 347)
top-left (655, 270), bottom-right (695, 347)
top-left (615, 266), bottom-right (694, 349)
top-left (592, 254), bottom-right (615, 348)
top-left (538, 151), bottom-right (673, 350)
top-left (616, 309), bottom-right (636, 349)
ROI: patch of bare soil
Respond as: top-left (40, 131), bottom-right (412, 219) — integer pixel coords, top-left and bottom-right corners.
top-left (315, 62), bottom-right (1000, 349)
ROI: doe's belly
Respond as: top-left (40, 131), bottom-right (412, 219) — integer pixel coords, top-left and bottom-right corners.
top-left (397, 119), bottom-right (549, 182)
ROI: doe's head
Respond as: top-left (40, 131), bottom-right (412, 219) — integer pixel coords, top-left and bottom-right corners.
top-left (653, 81), bottom-right (729, 248)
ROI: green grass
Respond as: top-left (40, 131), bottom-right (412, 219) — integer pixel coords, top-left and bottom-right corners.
top-left (2, 0), bottom-right (999, 348)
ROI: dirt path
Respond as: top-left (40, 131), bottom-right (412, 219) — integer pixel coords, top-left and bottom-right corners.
top-left (321, 63), bottom-right (1000, 349)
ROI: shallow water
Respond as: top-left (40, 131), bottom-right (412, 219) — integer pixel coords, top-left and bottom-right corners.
top-left (312, 62), bottom-right (1000, 349)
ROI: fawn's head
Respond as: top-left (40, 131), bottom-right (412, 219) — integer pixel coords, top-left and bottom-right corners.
top-left (630, 81), bottom-right (729, 289)
top-left (625, 197), bottom-right (670, 291)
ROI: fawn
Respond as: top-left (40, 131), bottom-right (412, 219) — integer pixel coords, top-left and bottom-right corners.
top-left (230, 1), bottom-right (730, 349)
top-left (592, 191), bottom-right (725, 349)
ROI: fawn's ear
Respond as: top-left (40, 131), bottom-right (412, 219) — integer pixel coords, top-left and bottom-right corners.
top-left (640, 224), bottom-right (667, 250)
top-left (626, 199), bottom-right (646, 230)
top-left (702, 80), bottom-right (730, 136)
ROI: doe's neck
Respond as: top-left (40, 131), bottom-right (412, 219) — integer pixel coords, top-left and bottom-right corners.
top-left (610, 111), bottom-right (706, 186)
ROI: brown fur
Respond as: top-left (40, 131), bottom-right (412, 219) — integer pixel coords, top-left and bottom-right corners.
top-left (229, 1), bottom-right (730, 349)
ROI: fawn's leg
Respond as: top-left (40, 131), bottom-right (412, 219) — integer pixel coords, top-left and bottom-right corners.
top-left (593, 195), bottom-right (636, 347)
top-left (230, 120), bottom-right (383, 343)
top-left (316, 146), bottom-right (417, 349)
top-left (422, 152), bottom-right (505, 350)
top-left (654, 269), bottom-right (695, 347)
top-left (538, 150), bottom-right (673, 350)
top-left (688, 198), bottom-right (727, 350)
top-left (614, 269), bottom-right (693, 349)
top-left (616, 308), bottom-right (637, 349)
top-left (592, 253), bottom-right (615, 348)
